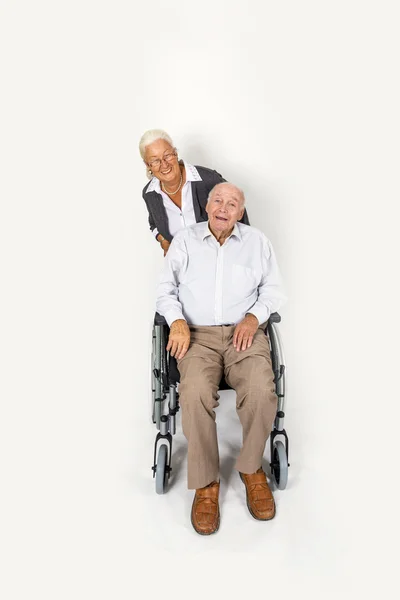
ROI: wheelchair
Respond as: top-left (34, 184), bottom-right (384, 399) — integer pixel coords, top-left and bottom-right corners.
top-left (151, 313), bottom-right (289, 495)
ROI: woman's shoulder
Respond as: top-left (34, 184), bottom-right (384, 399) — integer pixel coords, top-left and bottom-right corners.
top-left (193, 165), bottom-right (225, 182)
top-left (142, 178), bottom-right (159, 200)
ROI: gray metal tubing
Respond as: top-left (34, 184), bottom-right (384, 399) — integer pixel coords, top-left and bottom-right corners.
top-left (269, 323), bottom-right (286, 429)
top-left (272, 323), bottom-right (286, 408)
top-left (169, 385), bottom-right (177, 410)
top-left (154, 325), bottom-right (163, 429)
top-left (169, 384), bottom-right (177, 435)
top-left (151, 327), bottom-right (156, 405)
top-left (160, 416), bottom-right (168, 436)
top-left (170, 414), bottom-right (176, 436)
top-left (154, 325), bottom-right (162, 400)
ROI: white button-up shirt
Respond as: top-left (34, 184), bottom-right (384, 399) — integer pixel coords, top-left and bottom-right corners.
top-left (146, 162), bottom-right (202, 238)
top-left (156, 221), bottom-right (286, 327)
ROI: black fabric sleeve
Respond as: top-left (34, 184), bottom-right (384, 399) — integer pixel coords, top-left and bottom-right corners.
top-left (142, 190), bottom-right (158, 239)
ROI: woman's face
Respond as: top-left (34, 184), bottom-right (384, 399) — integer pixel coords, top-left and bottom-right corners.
top-left (144, 139), bottom-right (181, 185)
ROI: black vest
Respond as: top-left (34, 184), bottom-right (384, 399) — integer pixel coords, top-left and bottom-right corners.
top-left (142, 165), bottom-right (250, 242)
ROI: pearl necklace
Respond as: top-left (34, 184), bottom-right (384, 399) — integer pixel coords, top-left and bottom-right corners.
top-left (162, 172), bottom-right (183, 196)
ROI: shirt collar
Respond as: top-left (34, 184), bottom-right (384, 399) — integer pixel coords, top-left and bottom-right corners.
top-left (201, 222), bottom-right (242, 242)
top-left (145, 161), bottom-right (202, 193)
top-left (184, 162), bottom-right (202, 182)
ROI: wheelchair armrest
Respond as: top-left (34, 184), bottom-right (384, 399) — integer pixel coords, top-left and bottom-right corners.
top-left (154, 312), bottom-right (168, 326)
top-left (269, 312), bottom-right (281, 323)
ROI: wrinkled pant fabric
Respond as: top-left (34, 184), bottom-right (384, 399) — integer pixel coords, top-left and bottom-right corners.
top-left (177, 324), bottom-right (277, 489)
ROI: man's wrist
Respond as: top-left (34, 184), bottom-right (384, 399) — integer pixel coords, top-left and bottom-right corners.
top-left (170, 319), bottom-right (189, 332)
top-left (245, 313), bottom-right (259, 324)
top-left (171, 318), bottom-right (187, 326)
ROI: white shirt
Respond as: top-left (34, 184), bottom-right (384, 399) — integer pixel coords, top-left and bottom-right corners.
top-left (146, 162), bottom-right (202, 238)
top-left (156, 221), bottom-right (286, 327)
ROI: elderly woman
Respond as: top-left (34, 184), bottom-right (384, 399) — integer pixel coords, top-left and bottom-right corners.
top-left (139, 129), bottom-right (250, 254)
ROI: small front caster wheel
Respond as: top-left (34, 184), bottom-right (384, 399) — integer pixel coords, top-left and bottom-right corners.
top-left (155, 444), bottom-right (168, 495)
top-left (271, 441), bottom-right (288, 490)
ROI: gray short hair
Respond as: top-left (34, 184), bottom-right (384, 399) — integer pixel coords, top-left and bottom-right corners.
top-left (207, 182), bottom-right (246, 208)
top-left (139, 129), bottom-right (175, 179)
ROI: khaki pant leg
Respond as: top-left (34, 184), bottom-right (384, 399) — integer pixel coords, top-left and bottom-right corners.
top-left (224, 326), bottom-right (277, 474)
top-left (177, 327), bottom-right (224, 490)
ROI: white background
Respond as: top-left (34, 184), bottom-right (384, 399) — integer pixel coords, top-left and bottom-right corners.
top-left (1, 1), bottom-right (399, 598)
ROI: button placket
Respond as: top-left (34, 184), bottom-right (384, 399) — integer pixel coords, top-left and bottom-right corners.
top-left (214, 244), bottom-right (224, 324)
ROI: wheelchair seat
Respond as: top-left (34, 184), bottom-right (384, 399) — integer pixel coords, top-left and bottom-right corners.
top-left (168, 353), bottom-right (231, 389)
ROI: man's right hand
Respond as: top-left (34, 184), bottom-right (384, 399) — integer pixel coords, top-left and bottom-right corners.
top-left (166, 319), bottom-right (190, 359)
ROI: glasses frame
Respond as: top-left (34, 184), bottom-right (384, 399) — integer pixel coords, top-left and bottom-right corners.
top-left (147, 150), bottom-right (178, 171)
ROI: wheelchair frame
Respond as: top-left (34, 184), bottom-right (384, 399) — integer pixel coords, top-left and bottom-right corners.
top-left (151, 313), bottom-right (289, 494)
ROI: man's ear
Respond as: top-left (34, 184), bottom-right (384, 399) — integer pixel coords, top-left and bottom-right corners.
top-left (239, 207), bottom-right (245, 220)
top-left (205, 202), bottom-right (209, 215)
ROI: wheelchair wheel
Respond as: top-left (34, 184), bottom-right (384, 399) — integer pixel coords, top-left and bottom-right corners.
top-left (272, 441), bottom-right (288, 490)
top-left (155, 444), bottom-right (168, 495)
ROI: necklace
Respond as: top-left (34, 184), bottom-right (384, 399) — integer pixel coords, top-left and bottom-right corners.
top-left (162, 172), bottom-right (183, 196)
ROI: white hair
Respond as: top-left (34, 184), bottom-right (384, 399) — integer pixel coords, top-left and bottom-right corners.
top-left (207, 182), bottom-right (246, 208)
top-left (139, 129), bottom-right (175, 179)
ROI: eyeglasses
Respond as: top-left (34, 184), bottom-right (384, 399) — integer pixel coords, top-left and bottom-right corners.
top-left (147, 151), bottom-right (177, 170)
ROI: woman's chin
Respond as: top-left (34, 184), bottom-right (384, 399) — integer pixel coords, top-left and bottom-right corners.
top-left (160, 170), bottom-right (178, 184)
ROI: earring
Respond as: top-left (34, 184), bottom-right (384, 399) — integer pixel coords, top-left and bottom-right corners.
top-left (149, 169), bottom-right (152, 175)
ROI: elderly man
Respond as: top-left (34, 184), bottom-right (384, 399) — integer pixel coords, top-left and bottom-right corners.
top-left (156, 182), bottom-right (286, 535)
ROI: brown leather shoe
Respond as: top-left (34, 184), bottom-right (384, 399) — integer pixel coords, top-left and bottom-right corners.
top-left (240, 468), bottom-right (275, 521)
top-left (191, 481), bottom-right (220, 535)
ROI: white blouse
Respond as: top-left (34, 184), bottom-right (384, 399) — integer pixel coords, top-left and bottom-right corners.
top-left (145, 162), bottom-right (202, 238)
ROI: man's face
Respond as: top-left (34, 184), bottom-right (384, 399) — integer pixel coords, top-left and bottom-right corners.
top-left (206, 184), bottom-right (245, 234)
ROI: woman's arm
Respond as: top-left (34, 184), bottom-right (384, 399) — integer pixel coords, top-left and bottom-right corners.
top-left (156, 233), bottom-right (171, 256)
top-left (142, 188), bottom-right (172, 253)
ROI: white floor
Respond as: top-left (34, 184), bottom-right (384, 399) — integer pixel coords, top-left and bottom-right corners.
top-left (135, 391), bottom-right (356, 582)
top-left (2, 316), bottom-right (396, 600)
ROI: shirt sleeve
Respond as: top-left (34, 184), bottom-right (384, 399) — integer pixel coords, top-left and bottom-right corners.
top-left (247, 237), bottom-right (287, 324)
top-left (155, 233), bottom-right (188, 326)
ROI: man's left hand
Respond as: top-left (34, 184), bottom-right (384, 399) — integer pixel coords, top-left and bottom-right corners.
top-left (233, 314), bottom-right (259, 352)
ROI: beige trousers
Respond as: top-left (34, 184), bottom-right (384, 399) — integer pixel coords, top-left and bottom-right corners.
top-left (177, 324), bottom-right (277, 489)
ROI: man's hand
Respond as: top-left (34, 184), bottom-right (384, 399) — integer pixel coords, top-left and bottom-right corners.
top-left (167, 319), bottom-right (190, 359)
top-left (233, 314), bottom-right (259, 352)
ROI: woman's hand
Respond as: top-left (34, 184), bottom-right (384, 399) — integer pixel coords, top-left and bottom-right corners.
top-left (161, 239), bottom-right (171, 256)
top-left (157, 234), bottom-right (171, 256)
